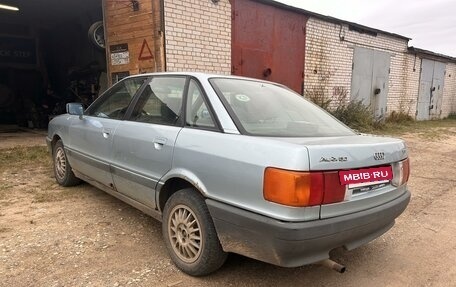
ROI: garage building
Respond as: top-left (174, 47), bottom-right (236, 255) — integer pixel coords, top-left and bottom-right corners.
top-left (1, 0), bottom-right (455, 129)
top-left (107, 0), bottom-right (456, 120)
top-left (0, 0), bottom-right (106, 129)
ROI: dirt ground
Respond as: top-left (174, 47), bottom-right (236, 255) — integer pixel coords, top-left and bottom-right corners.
top-left (1, 127), bottom-right (455, 287)
top-left (0, 130), bottom-right (47, 149)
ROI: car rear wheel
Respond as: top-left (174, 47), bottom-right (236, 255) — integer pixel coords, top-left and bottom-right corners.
top-left (162, 188), bottom-right (227, 276)
top-left (53, 140), bottom-right (81, 187)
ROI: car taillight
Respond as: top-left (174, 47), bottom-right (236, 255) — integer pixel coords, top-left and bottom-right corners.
top-left (391, 158), bottom-right (410, 187)
top-left (263, 168), bottom-right (346, 207)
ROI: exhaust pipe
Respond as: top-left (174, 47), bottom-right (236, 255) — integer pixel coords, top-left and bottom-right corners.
top-left (318, 259), bottom-right (346, 273)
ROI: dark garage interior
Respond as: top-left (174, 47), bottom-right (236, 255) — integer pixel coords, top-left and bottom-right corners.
top-left (0, 0), bottom-right (106, 129)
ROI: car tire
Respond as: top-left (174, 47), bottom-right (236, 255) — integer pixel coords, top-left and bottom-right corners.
top-left (162, 188), bottom-right (227, 276)
top-left (53, 140), bottom-right (81, 187)
top-left (88, 21), bottom-right (105, 50)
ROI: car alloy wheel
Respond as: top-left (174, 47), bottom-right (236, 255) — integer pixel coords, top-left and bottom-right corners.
top-left (162, 189), bottom-right (227, 276)
top-left (54, 146), bottom-right (67, 181)
top-left (168, 204), bottom-right (203, 263)
top-left (52, 140), bottom-right (80, 187)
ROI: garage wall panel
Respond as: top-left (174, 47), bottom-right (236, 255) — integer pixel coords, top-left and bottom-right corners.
top-left (231, 0), bottom-right (307, 94)
top-left (351, 47), bottom-right (390, 119)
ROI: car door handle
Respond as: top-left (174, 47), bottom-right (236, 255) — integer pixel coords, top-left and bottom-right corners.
top-left (102, 128), bottom-right (112, 139)
top-left (153, 137), bottom-right (167, 150)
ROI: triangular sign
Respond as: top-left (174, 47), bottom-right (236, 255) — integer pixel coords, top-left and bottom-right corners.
top-left (138, 39), bottom-right (154, 60)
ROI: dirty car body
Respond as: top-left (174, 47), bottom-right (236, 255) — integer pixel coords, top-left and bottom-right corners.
top-left (47, 72), bottom-right (410, 275)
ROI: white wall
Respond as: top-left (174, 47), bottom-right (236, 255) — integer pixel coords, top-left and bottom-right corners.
top-left (442, 63), bottom-right (456, 117)
top-left (163, 0), bottom-right (231, 74)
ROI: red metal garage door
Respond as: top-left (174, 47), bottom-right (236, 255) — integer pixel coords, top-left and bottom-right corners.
top-left (231, 0), bottom-right (308, 94)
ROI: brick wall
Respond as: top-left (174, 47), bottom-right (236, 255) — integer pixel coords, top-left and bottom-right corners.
top-left (403, 53), bottom-right (421, 117)
top-left (442, 63), bottom-right (456, 116)
top-left (163, 0), bottom-right (231, 74)
top-left (304, 17), bottom-right (409, 115)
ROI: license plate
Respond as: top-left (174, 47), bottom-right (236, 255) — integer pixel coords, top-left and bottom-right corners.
top-left (339, 166), bottom-right (393, 185)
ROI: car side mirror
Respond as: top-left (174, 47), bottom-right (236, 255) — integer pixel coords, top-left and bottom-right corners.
top-left (66, 103), bottom-right (84, 118)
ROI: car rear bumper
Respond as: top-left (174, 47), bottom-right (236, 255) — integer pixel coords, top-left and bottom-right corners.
top-left (206, 190), bottom-right (410, 267)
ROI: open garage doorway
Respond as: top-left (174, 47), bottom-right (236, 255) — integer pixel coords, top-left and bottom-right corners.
top-left (0, 0), bottom-right (106, 129)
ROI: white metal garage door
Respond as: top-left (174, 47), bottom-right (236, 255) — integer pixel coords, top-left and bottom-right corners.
top-left (351, 47), bottom-right (391, 120)
top-left (416, 59), bottom-right (446, 120)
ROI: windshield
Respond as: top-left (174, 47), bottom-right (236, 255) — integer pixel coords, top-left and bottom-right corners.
top-left (210, 78), bottom-right (355, 137)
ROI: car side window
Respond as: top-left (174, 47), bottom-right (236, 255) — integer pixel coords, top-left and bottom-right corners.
top-left (86, 77), bottom-right (146, 119)
top-left (186, 80), bottom-right (216, 129)
top-left (130, 76), bottom-right (186, 126)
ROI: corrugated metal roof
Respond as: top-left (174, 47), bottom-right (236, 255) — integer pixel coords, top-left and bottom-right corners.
top-left (408, 47), bottom-right (456, 63)
top-left (250, 0), bottom-right (411, 41)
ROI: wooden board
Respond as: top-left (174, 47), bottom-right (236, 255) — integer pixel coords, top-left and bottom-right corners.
top-left (103, 0), bottom-right (165, 85)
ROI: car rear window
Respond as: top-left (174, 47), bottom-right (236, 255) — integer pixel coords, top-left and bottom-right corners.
top-left (210, 78), bottom-right (355, 137)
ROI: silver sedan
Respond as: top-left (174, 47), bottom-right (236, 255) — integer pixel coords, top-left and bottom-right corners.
top-left (47, 72), bottom-right (410, 276)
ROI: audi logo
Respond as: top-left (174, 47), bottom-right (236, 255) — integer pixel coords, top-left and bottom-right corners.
top-left (374, 152), bottom-right (385, 160)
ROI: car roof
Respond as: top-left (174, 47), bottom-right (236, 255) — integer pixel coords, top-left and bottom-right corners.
top-left (122, 72), bottom-right (277, 85)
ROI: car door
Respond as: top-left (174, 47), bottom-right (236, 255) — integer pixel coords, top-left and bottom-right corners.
top-left (66, 77), bottom-right (148, 188)
top-left (110, 76), bottom-right (186, 207)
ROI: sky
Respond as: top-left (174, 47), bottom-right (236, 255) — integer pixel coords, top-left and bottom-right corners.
top-left (275, 0), bottom-right (456, 57)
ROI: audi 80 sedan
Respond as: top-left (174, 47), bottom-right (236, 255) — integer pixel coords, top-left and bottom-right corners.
top-left (47, 72), bottom-right (410, 276)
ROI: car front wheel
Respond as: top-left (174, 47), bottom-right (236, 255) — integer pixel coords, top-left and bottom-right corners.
top-left (53, 140), bottom-right (81, 187)
top-left (162, 188), bottom-right (227, 276)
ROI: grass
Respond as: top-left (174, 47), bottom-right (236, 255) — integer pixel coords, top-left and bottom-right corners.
top-left (0, 146), bottom-right (54, 202)
top-left (308, 92), bottom-right (456, 138)
top-left (0, 145), bottom-right (95, 204)
top-left (0, 227), bottom-right (12, 233)
top-left (0, 146), bottom-right (51, 171)
top-left (372, 118), bottom-right (456, 138)
top-left (30, 176), bottom-right (89, 203)
top-left (32, 187), bottom-right (83, 203)
top-left (0, 183), bottom-right (13, 200)
top-left (0, 183), bottom-right (13, 191)
top-left (0, 146), bottom-right (50, 201)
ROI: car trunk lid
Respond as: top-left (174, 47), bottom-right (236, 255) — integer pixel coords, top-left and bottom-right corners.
top-left (272, 134), bottom-right (409, 219)
top-left (275, 134), bottom-right (407, 170)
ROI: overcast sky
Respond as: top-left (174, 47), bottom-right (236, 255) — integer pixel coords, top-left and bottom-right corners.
top-left (276, 0), bottom-right (456, 57)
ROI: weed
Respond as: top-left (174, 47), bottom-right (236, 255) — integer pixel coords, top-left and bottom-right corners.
top-left (306, 89), bottom-right (333, 110)
top-left (385, 111), bottom-right (414, 124)
top-left (332, 100), bottom-right (376, 132)
top-left (304, 41), bottom-right (336, 111)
